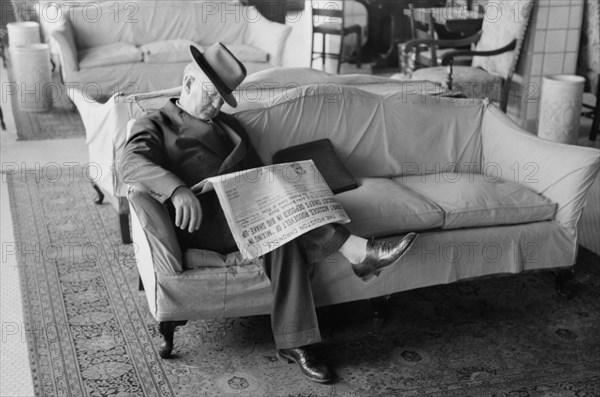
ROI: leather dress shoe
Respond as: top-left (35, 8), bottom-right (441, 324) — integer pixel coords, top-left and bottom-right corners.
top-left (352, 232), bottom-right (418, 282)
top-left (278, 346), bottom-right (333, 383)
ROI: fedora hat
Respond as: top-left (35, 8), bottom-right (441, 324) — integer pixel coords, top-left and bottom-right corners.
top-left (189, 43), bottom-right (246, 107)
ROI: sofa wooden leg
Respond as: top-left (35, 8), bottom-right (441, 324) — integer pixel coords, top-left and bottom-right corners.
top-left (555, 267), bottom-right (577, 300)
top-left (370, 295), bottom-right (392, 327)
top-left (119, 213), bottom-right (132, 244)
top-left (118, 197), bottom-right (132, 244)
top-left (158, 321), bottom-right (187, 359)
top-left (91, 183), bottom-right (104, 204)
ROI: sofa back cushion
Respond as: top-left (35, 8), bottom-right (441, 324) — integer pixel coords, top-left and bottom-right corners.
top-left (131, 1), bottom-right (247, 47)
top-left (233, 85), bottom-right (486, 178)
top-left (52, 0), bottom-right (248, 49)
top-left (65, 1), bottom-right (135, 49)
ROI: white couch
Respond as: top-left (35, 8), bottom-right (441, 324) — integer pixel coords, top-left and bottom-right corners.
top-left (124, 81), bottom-right (599, 357)
top-left (43, 0), bottom-right (291, 99)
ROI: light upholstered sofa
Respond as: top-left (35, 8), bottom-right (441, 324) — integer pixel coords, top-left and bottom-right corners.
top-left (43, 0), bottom-right (291, 99)
top-left (124, 80), bottom-right (600, 358)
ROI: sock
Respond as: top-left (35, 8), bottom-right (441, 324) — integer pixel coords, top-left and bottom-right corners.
top-left (338, 235), bottom-right (368, 264)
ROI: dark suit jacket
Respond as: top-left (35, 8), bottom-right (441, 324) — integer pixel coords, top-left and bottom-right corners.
top-left (121, 98), bottom-right (264, 204)
top-left (121, 98), bottom-right (265, 252)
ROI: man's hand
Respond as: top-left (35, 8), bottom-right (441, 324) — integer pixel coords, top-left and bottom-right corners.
top-left (170, 186), bottom-right (202, 233)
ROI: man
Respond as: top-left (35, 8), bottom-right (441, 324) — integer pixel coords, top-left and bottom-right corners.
top-left (121, 43), bottom-right (417, 383)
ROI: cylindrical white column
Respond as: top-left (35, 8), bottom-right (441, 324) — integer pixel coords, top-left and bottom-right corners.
top-left (9, 44), bottom-right (53, 112)
top-left (7, 21), bottom-right (41, 47)
top-left (537, 75), bottom-right (586, 144)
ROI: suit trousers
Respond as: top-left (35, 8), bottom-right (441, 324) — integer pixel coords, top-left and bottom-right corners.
top-left (173, 192), bottom-right (351, 349)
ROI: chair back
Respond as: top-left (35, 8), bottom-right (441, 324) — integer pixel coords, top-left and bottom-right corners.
top-left (311, 0), bottom-right (346, 28)
top-left (408, 4), bottom-right (436, 40)
top-left (471, 0), bottom-right (534, 79)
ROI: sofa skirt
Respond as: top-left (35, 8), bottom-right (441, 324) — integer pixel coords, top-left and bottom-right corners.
top-left (151, 221), bottom-right (576, 321)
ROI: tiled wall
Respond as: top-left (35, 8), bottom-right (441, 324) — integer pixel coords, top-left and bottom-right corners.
top-left (508, 0), bottom-right (584, 132)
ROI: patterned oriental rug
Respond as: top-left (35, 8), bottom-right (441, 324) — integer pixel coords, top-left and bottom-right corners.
top-left (7, 170), bottom-right (600, 397)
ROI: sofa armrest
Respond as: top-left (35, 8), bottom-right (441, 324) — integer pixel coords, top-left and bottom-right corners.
top-left (49, 21), bottom-right (79, 77)
top-left (128, 186), bottom-right (183, 274)
top-left (68, 89), bottom-right (131, 197)
top-left (481, 105), bottom-right (600, 235)
top-left (244, 6), bottom-right (292, 66)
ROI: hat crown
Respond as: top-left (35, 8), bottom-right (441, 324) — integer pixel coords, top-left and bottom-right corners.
top-left (202, 43), bottom-right (246, 91)
top-left (190, 42), bottom-right (246, 107)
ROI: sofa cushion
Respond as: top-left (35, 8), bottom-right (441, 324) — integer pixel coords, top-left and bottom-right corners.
top-left (335, 178), bottom-right (444, 237)
top-left (396, 173), bottom-right (557, 229)
top-left (245, 10), bottom-right (291, 66)
top-left (140, 39), bottom-right (198, 63)
top-left (79, 42), bottom-right (142, 68)
top-left (226, 44), bottom-right (269, 63)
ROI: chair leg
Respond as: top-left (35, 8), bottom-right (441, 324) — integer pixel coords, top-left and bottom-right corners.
top-left (0, 105), bottom-right (5, 130)
top-left (555, 267), bottom-right (577, 300)
top-left (158, 320), bottom-right (188, 359)
top-left (322, 33), bottom-right (326, 69)
top-left (445, 61), bottom-right (454, 91)
top-left (91, 183), bottom-right (104, 204)
top-left (370, 295), bottom-right (391, 327)
top-left (356, 31), bottom-right (362, 69)
top-left (337, 33), bottom-right (344, 74)
top-left (310, 31), bottom-right (315, 68)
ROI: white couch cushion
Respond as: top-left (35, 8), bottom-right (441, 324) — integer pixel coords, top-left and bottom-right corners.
top-left (141, 39), bottom-right (198, 63)
top-left (396, 173), bottom-right (557, 229)
top-left (335, 178), bottom-right (444, 237)
top-left (245, 9), bottom-right (291, 66)
top-left (234, 86), bottom-right (485, 178)
top-left (226, 44), bottom-right (269, 63)
top-left (79, 42), bottom-right (142, 68)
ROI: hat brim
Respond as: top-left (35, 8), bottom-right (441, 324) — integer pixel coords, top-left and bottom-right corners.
top-left (190, 45), bottom-right (238, 107)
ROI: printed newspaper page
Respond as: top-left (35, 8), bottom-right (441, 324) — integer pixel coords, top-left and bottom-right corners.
top-left (193, 160), bottom-right (350, 259)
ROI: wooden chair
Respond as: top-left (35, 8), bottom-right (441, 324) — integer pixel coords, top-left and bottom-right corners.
top-left (310, 0), bottom-right (362, 74)
top-left (407, 4), bottom-right (437, 69)
top-left (402, 0), bottom-right (535, 112)
top-left (407, 4), bottom-right (475, 70)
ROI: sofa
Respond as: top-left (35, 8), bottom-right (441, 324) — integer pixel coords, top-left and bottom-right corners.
top-left (43, 0), bottom-right (291, 100)
top-left (70, 68), bottom-right (455, 243)
top-left (124, 81), bottom-right (600, 358)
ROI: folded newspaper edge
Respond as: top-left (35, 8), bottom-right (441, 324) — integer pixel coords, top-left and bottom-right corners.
top-left (192, 160), bottom-right (351, 259)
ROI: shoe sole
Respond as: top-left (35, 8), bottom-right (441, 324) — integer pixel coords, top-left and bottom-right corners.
top-left (277, 351), bottom-right (332, 384)
top-left (360, 232), bottom-right (418, 283)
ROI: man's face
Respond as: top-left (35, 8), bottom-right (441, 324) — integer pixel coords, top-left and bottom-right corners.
top-left (183, 70), bottom-right (225, 120)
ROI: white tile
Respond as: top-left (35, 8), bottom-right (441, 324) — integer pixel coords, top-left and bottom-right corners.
top-left (531, 54), bottom-right (544, 75)
top-left (533, 31), bottom-right (546, 52)
top-left (568, 5), bottom-right (583, 28)
top-left (548, 6), bottom-right (570, 29)
top-left (542, 53), bottom-right (565, 74)
top-left (544, 29), bottom-right (567, 53)
top-left (536, 5), bottom-right (549, 29)
top-left (563, 52), bottom-right (578, 73)
top-left (527, 101), bottom-right (540, 122)
top-left (566, 29), bottom-right (580, 51)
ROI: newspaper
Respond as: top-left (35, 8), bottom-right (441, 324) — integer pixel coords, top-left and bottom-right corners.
top-left (192, 160), bottom-right (350, 259)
